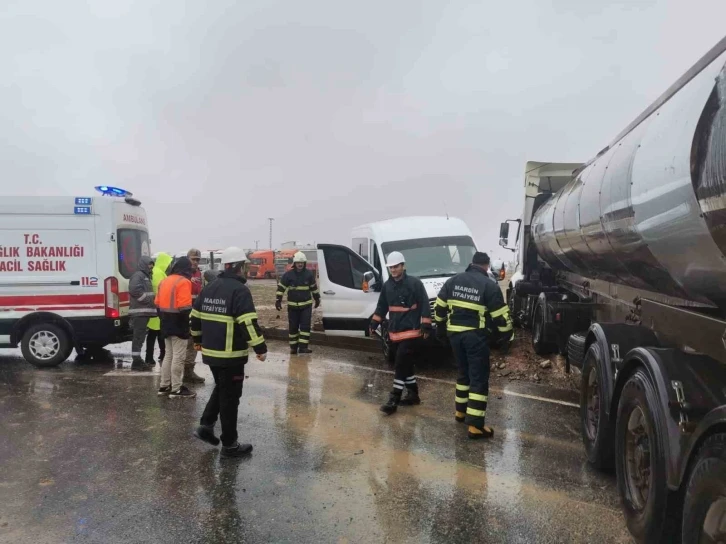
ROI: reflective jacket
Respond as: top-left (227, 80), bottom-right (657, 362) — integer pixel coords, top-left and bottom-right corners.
top-left (372, 272), bottom-right (431, 342)
top-left (276, 267), bottom-right (320, 309)
top-left (129, 256), bottom-right (157, 318)
top-left (155, 258), bottom-right (194, 339)
top-left (148, 253), bottom-right (173, 331)
top-left (190, 270), bottom-right (267, 367)
top-left (434, 265), bottom-right (513, 339)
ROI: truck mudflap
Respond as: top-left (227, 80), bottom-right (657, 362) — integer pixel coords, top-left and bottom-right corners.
top-left (614, 346), bottom-right (726, 490)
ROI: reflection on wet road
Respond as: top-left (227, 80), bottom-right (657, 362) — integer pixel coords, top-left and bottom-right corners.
top-left (0, 343), bottom-right (630, 543)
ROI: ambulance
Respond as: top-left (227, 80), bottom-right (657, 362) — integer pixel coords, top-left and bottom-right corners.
top-left (0, 187), bottom-right (151, 367)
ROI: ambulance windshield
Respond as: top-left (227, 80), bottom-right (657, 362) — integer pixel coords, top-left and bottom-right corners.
top-left (117, 229), bottom-right (151, 279)
top-left (381, 236), bottom-right (477, 279)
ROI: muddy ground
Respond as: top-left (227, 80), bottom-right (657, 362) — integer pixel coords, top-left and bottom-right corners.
top-left (248, 279), bottom-right (580, 391)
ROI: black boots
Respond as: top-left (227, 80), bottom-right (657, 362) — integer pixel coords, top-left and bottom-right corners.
top-left (468, 425), bottom-right (494, 439)
top-left (220, 442), bottom-right (253, 458)
top-left (194, 425), bottom-right (220, 446)
top-left (380, 393), bottom-right (401, 415)
top-left (298, 346), bottom-right (313, 354)
top-left (131, 357), bottom-right (152, 371)
top-left (399, 386), bottom-right (421, 406)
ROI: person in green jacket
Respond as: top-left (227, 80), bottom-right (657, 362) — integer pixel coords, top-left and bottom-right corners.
top-left (145, 253), bottom-right (173, 365)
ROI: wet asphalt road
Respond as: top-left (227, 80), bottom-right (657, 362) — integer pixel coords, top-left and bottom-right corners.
top-left (0, 342), bottom-right (631, 544)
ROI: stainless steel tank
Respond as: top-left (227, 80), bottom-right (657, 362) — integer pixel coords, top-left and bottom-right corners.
top-left (532, 46), bottom-right (726, 309)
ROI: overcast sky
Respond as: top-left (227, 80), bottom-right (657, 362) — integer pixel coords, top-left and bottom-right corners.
top-left (2, 0), bottom-right (725, 257)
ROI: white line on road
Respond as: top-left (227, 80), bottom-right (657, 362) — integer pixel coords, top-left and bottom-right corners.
top-left (319, 359), bottom-right (579, 408)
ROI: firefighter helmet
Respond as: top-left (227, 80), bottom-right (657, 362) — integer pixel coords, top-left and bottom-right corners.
top-left (220, 246), bottom-right (249, 265)
top-left (293, 251), bottom-right (307, 263)
top-left (385, 251), bottom-right (406, 267)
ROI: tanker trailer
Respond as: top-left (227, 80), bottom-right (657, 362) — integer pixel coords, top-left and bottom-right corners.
top-left (499, 36), bottom-right (726, 543)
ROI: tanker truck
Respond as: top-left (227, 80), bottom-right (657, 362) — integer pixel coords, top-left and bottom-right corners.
top-left (499, 36), bottom-right (726, 543)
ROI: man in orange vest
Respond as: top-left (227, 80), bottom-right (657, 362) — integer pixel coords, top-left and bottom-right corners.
top-left (156, 257), bottom-right (196, 398)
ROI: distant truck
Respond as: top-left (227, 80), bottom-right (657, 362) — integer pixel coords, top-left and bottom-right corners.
top-left (248, 250), bottom-right (276, 279)
top-left (0, 193), bottom-right (150, 367)
top-left (499, 37), bottom-right (726, 543)
top-left (274, 248), bottom-right (318, 278)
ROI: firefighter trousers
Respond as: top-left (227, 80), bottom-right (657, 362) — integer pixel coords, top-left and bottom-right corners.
top-left (131, 316), bottom-right (150, 360)
top-left (288, 306), bottom-right (312, 349)
top-left (449, 330), bottom-right (490, 430)
top-left (200, 364), bottom-right (245, 447)
top-left (391, 338), bottom-right (422, 397)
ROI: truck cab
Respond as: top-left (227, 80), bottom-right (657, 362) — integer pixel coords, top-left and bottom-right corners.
top-left (317, 216), bottom-right (479, 359)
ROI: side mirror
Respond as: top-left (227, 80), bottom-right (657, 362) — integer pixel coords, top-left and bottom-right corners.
top-left (363, 271), bottom-right (379, 293)
top-left (499, 220), bottom-right (521, 252)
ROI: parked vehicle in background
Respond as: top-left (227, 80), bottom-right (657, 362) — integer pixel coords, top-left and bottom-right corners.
top-left (499, 37), bottom-right (726, 543)
top-left (317, 216), bottom-right (482, 361)
top-left (248, 250), bottom-right (276, 279)
top-left (0, 191), bottom-right (150, 367)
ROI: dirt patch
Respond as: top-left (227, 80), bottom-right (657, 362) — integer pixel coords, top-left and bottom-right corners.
top-left (490, 329), bottom-right (579, 390)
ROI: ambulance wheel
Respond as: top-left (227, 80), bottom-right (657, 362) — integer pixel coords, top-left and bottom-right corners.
top-left (21, 323), bottom-right (73, 368)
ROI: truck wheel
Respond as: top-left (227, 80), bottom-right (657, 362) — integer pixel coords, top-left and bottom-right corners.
top-left (21, 323), bottom-right (73, 368)
top-left (682, 433), bottom-right (726, 543)
top-left (380, 323), bottom-right (397, 364)
top-left (507, 288), bottom-right (521, 328)
top-left (532, 301), bottom-right (554, 355)
top-left (580, 343), bottom-right (613, 469)
top-left (615, 369), bottom-right (675, 542)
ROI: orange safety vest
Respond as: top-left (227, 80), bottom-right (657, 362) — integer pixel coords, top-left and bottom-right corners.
top-left (155, 274), bottom-right (192, 313)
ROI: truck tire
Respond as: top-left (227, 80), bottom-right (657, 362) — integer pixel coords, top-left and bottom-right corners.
top-left (532, 301), bottom-right (554, 355)
top-left (682, 433), bottom-right (726, 544)
top-left (580, 343), bottom-right (614, 469)
top-left (21, 323), bottom-right (73, 368)
top-left (615, 369), bottom-right (676, 542)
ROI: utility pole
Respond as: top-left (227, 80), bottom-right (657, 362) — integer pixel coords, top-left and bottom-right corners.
top-left (268, 218), bottom-right (274, 249)
top-left (254, 240), bottom-right (259, 250)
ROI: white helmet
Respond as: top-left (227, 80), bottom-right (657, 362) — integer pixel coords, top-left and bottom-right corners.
top-left (220, 246), bottom-right (249, 265)
top-left (385, 251), bottom-right (406, 267)
top-left (293, 251), bottom-right (307, 263)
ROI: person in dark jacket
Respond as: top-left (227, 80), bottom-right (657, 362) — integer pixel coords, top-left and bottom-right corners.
top-left (434, 252), bottom-right (514, 439)
top-left (370, 251), bottom-right (432, 415)
top-left (190, 247), bottom-right (267, 458)
top-left (275, 251), bottom-right (320, 355)
top-left (128, 255), bottom-right (156, 370)
top-left (183, 248), bottom-right (206, 384)
top-left (156, 257), bottom-right (195, 398)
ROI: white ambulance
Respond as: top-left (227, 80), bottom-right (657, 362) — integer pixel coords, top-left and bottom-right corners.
top-left (0, 190), bottom-right (151, 367)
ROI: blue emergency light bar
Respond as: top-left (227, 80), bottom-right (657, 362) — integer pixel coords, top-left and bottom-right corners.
top-left (94, 186), bottom-right (133, 197)
top-left (75, 197), bottom-right (92, 205)
top-left (74, 206), bottom-right (92, 214)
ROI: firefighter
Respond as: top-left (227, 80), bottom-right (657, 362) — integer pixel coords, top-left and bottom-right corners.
top-left (156, 257), bottom-right (196, 398)
top-left (434, 252), bottom-right (514, 439)
top-left (190, 246), bottom-right (267, 458)
top-left (128, 255), bottom-right (156, 370)
top-left (369, 251), bottom-right (432, 415)
top-left (184, 248), bottom-right (206, 384)
top-left (275, 251), bottom-right (320, 355)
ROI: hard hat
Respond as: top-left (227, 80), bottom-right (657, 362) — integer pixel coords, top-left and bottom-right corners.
top-left (385, 251), bottom-right (406, 267)
top-left (293, 251), bottom-right (307, 263)
top-left (220, 246), bottom-right (249, 265)
top-left (187, 248), bottom-right (202, 259)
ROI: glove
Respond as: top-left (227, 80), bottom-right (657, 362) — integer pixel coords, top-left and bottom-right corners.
top-left (421, 322), bottom-right (432, 340)
top-left (369, 319), bottom-right (380, 337)
top-left (314, 298), bottom-right (320, 309)
top-left (275, 299), bottom-right (282, 312)
top-left (436, 324), bottom-right (447, 341)
top-left (256, 353), bottom-right (267, 362)
top-left (194, 343), bottom-right (202, 352)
